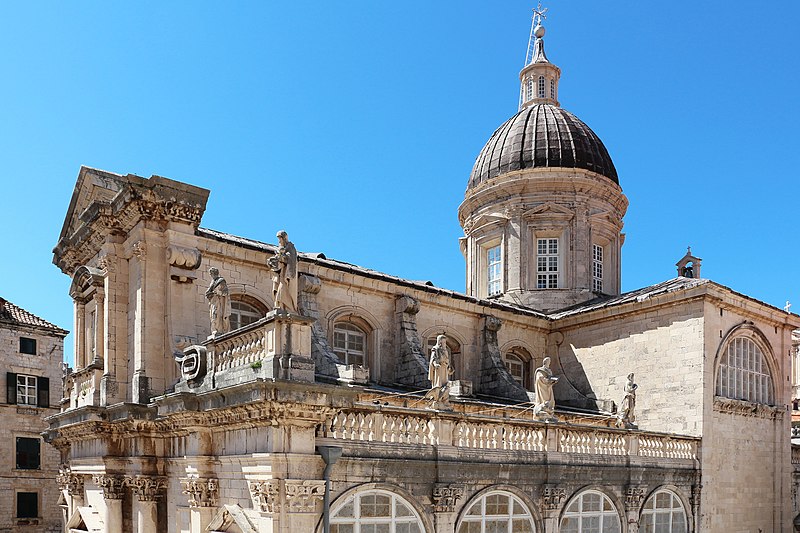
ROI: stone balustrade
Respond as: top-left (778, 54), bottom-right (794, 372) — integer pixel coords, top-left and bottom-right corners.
top-left (213, 324), bottom-right (266, 372)
top-left (317, 407), bottom-right (698, 462)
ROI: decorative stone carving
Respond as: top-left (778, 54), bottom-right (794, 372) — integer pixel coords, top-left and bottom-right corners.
top-left (131, 241), bottom-right (147, 260)
top-left (97, 254), bottom-right (115, 273)
top-left (533, 357), bottom-right (559, 422)
top-left (127, 476), bottom-right (167, 502)
top-left (713, 396), bottom-right (785, 419)
top-left (394, 295), bottom-right (429, 389)
top-left (284, 479), bottom-right (325, 512)
top-left (425, 334), bottom-right (453, 410)
top-left (624, 486), bottom-right (646, 511)
top-left (541, 487), bottom-right (566, 511)
top-left (182, 477), bottom-right (219, 508)
top-left (268, 230), bottom-right (298, 314)
top-left (93, 474), bottom-right (126, 500)
top-left (432, 484), bottom-right (464, 512)
top-left (206, 267), bottom-right (231, 336)
top-left (167, 245), bottom-right (202, 270)
top-left (477, 314), bottom-right (530, 402)
top-left (57, 468), bottom-right (84, 497)
top-left (249, 480), bottom-right (281, 514)
top-left (615, 373), bottom-right (638, 429)
top-left (175, 345), bottom-right (207, 383)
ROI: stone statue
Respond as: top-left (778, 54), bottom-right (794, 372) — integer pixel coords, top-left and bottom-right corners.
top-left (268, 230), bottom-right (298, 313)
top-left (205, 267), bottom-right (231, 336)
top-left (533, 357), bottom-right (559, 421)
top-left (426, 334), bottom-right (453, 410)
top-left (615, 372), bottom-right (638, 429)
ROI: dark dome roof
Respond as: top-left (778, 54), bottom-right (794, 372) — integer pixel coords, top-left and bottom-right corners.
top-left (468, 104), bottom-right (618, 189)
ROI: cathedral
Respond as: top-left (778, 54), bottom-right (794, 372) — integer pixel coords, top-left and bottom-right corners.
top-left (47, 10), bottom-right (800, 533)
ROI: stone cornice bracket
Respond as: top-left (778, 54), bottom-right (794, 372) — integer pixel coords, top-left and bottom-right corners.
top-left (284, 479), bottom-right (325, 513)
top-left (249, 480), bottom-right (281, 514)
top-left (167, 245), bottom-right (202, 270)
top-left (181, 477), bottom-right (219, 508)
top-left (299, 273), bottom-right (322, 295)
top-left (477, 315), bottom-right (530, 402)
top-left (540, 486), bottom-right (566, 512)
top-left (394, 294), bottom-right (429, 389)
top-left (57, 468), bottom-right (84, 497)
top-left (127, 475), bottom-right (168, 502)
top-left (624, 486), bottom-right (646, 511)
top-left (432, 484), bottom-right (465, 513)
top-left (93, 474), bottom-right (126, 500)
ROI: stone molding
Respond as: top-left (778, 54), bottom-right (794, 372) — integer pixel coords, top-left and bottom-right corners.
top-left (167, 245), bottom-right (202, 270)
top-left (624, 486), bottom-right (646, 511)
top-left (541, 486), bottom-right (566, 511)
top-left (432, 484), bottom-right (465, 513)
top-left (182, 477), bottom-right (219, 508)
top-left (127, 476), bottom-right (168, 502)
top-left (248, 479), bottom-right (325, 514)
top-left (93, 474), bottom-right (126, 500)
top-left (713, 396), bottom-right (785, 419)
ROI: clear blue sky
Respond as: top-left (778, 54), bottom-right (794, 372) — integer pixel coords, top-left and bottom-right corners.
top-left (1, 2), bottom-right (798, 365)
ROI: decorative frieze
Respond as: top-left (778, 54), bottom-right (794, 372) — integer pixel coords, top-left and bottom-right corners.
top-left (541, 486), bottom-right (566, 511)
top-left (713, 396), bottom-right (785, 419)
top-left (624, 486), bottom-right (646, 511)
top-left (249, 480), bottom-right (281, 513)
top-left (127, 476), bottom-right (167, 502)
top-left (181, 478), bottom-right (219, 508)
top-left (93, 474), bottom-right (126, 500)
top-left (432, 484), bottom-right (465, 512)
top-left (285, 479), bottom-right (325, 512)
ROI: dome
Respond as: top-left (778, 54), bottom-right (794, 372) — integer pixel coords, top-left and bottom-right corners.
top-left (468, 104), bottom-right (619, 189)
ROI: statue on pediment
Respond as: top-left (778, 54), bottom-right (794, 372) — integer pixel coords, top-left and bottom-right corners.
top-left (533, 357), bottom-right (559, 421)
top-left (615, 372), bottom-right (638, 429)
top-left (426, 334), bottom-right (453, 410)
top-left (268, 230), bottom-right (298, 314)
top-left (206, 267), bottom-right (231, 336)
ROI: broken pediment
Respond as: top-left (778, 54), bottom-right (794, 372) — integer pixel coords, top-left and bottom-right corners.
top-left (521, 202), bottom-right (574, 221)
top-left (66, 506), bottom-right (104, 532)
top-left (207, 504), bottom-right (259, 533)
top-left (467, 212), bottom-right (510, 233)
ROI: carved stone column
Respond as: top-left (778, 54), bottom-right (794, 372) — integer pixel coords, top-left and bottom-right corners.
top-left (99, 244), bottom-right (125, 406)
top-left (432, 484), bottom-right (465, 532)
top-left (93, 474), bottom-right (125, 533)
top-left (181, 477), bottom-right (218, 533)
top-left (128, 476), bottom-right (167, 533)
top-left (624, 486), bottom-right (647, 532)
top-left (395, 295), bottom-right (429, 388)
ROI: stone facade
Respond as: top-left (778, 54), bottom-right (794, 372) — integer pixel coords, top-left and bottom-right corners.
top-left (0, 298), bottom-right (67, 532)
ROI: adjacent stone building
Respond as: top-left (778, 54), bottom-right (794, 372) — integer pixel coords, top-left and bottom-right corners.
top-left (0, 297), bottom-right (67, 532)
top-left (47, 12), bottom-right (800, 533)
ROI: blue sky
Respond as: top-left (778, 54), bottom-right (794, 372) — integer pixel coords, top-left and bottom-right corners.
top-left (1, 2), bottom-right (798, 364)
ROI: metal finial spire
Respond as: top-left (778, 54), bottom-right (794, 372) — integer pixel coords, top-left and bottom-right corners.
top-left (525, 4), bottom-right (550, 66)
top-left (532, 3), bottom-right (548, 27)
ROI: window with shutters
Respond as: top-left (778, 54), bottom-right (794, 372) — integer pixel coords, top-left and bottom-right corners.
top-left (17, 375), bottom-right (37, 405)
top-left (15, 437), bottom-right (41, 470)
top-left (6, 373), bottom-right (49, 407)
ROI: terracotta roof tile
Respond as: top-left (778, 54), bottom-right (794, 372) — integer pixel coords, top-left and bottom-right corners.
top-left (0, 297), bottom-right (68, 334)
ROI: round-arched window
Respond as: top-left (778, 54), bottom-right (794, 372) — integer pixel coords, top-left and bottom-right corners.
top-left (503, 347), bottom-right (532, 389)
top-left (716, 335), bottom-right (773, 404)
top-left (230, 300), bottom-right (262, 331)
top-left (457, 491), bottom-right (536, 533)
top-left (330, 489), bottom-right (424, 533)
top-left (640, 490), bottom-right (687, 533)
top-left (333, 322), bottom-right (367, 366)
top-left (560, 490), bottom-right (620, 533)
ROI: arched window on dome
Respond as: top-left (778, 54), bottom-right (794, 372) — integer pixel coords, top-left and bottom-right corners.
top-left (716, 335), bottom-right (774, 404)
top-left (560, 490), bottom-right (621, 533)
top-left (537, 76), bottom-right (546, 98)
top-left (526, 78), bottom-right (534, 101)
top-left (640, 489), bottom-right (688, 533)
top-left (550, 78), bottom-right (556, 99)
top-left (330, 489), bottom-right (424, 533)
top-left (457, 490), bottom-right (536, 533)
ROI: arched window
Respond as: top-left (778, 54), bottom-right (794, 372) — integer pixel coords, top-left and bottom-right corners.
top-left (333, 322), bottom-right (367, 366)
top-left (503, 347), bottom-right (532, 389)
top-left (560, 490), bottom-right (621, 533)
top-left (457, 491), bottom-right (536, 533)
top-left (526, 78), bottom-right (533, 100)
top-left (230, 300), bottom-right (262, 331)
top-left (330, 489), bottom-right (424, 533)
top-left (550, 78), bottom-right (556, 99)
top-left (716, 335), bottom-right (773, 404)
top-left (640, 490), bottom-right (688, 533)
top-left (537, 76), bottom-right (546, 98)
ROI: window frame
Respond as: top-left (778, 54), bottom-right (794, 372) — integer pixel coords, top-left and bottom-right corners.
top-left (15, 436), bottom-right (41, 470)
top-left (560, 490), bottom-right (622, 533)
top-left (537, 75), bottom-right (546, 98)
top-left (592, 243), bottom-right (604, 293)
top-left (715, 334), bottom-right (774, 405)
top-left (16, 491), bottom-right (39, 520)
top-left (536, 237), bottom-right (560, 289)
top-left (329, 488), bottom-right (425, 532)
top-left (16, 375), bottom-right (37, 406)
top-left (19, 337), bottom-right (37, 355)
top-left (502, 347), bottom-right (533, 390)
top-left (229, 299), bottom-right (264, 331)
top-left (457, 489), bottom-right (536, 533)
top-left (639, 489), bottom-right (688, 533)
top-left (333, 322), bottom-right (368, 367)
top-left (487, 244), bottom-right (503, 297)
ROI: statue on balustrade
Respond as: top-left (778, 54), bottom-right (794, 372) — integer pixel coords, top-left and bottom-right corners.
top-left (268, 230), bottom-right (298, 314)
top-left (206, 267), bottom-right (231, 336)
top-left (533, 357), bottom-right (559, 422)
top-left (615, 372), bottom-right (638, 429)
top-left (426, 334), bottom-right (453, 410)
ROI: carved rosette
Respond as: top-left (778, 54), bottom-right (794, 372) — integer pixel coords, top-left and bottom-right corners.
top-left (127, 476), bottom-right (167, 502)
top-left (541, 487), bottom-right (566, 511)
top-left (249, 480), bottom-right (281, 513)
top-left (624, 486), bottom-right (646, 511)
top-left (93, 474), bottom-right (126, 500)
top-left (57, 469), bottom-right (84, 497)
top-left (181, 477), bottom-right (219, 508)
top-left (432, 484), bottom-right (465, 513)
top-left (285, 479), bottom-right (325, 512)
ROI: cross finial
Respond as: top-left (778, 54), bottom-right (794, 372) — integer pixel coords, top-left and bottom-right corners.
top-left (687, 246), bottom-right (692, 255)
top-left (532, 3), bottom-right (548, 27)
top-left (785, 301), bottom-right (792, 313)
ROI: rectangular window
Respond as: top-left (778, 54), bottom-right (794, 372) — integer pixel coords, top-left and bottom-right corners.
top-left (19, 337), bottom-right (36, 355)
top-left (16, 437), bottom-right (40, 470)
top-left (592, 244), bottom-right (603, 292)
top-left (89, 309), bottom-right (97, 358)
top-left (487, 245), bottom-right (502, 296)
top-left (536, 238), bottom-right (559, 289)
top-left (16, 375), bottom-right (37, 406)
top-left (16, 492), bottom-right (38, 518)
